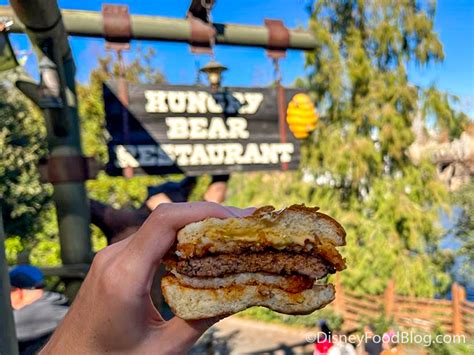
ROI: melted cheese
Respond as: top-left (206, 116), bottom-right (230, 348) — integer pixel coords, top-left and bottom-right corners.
top-left (202, 220), bottom-right (313, 247)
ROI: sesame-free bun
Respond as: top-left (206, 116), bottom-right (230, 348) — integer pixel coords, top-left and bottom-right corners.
top-left (161, 275), bottom-right (336, 320)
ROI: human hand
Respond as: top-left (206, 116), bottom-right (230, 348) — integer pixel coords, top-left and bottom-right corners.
top-left (40, 202), bottom-right (254, 354)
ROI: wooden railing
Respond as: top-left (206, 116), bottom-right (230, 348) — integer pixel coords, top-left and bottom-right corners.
top-left (334, 277), bottom-right (473, 336)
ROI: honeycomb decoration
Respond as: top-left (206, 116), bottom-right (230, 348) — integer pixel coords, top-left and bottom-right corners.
top-left (286, 93), bottom-right (318, 139)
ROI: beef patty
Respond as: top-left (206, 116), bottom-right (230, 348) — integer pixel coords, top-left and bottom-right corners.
top-left (177, 242), bottom-right (346, 271)
top-left (174, 251), bottom-right (335, 279)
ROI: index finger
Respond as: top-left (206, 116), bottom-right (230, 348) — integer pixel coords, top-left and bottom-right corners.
top-left (125, 202), bottom-right (253, 281)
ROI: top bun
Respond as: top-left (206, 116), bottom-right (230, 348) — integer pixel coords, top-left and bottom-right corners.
top-left (176, 204), bottom-right (346, 259)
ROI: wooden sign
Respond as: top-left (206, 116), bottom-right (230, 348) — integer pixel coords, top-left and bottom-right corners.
top-left (104, 81), bottom-right (304, 175)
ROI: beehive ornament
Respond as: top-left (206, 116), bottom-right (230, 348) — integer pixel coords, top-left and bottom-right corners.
top-left (286, 93), bottom-right (318, 139)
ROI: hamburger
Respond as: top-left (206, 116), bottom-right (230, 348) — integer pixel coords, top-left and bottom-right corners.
top-left (162, 204), bottom-right (346, 320)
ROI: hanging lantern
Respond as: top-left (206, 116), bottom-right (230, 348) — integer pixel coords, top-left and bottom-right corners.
top-left (286, 93), bottom-right (318, 139)
top-left (199, 59), bottom-right (228, 91)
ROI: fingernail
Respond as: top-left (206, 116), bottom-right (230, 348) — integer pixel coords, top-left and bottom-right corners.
top-left (223, 206), bottom-right (256, 217)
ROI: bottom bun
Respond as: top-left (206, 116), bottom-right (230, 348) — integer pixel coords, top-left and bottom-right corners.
top-left (161, 275), bottom-right (335, 320)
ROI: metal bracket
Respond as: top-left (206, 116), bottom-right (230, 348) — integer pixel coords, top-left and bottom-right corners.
top-left (186, 0), bottom-right (216, 54)
top-left (265, 19), bottom-right (289, 59)
top-left (102, 4), bottom-right (131, 50)
top-left (187, 12), bottom-right (216, 55)
top-left (39, 156), bottom-right (99, 184)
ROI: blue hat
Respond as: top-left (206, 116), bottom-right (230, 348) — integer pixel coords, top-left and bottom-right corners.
top-left (9, 265), bottom-right (44, 289)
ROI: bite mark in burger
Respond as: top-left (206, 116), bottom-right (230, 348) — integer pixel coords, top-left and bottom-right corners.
top-left (162, 204), bottom-right (346, 320)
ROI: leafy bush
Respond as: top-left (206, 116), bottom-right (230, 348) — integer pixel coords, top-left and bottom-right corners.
top-left (0, 85), bottom-right (50, 238)
top-left (428, 326), bottom-right (473, 354)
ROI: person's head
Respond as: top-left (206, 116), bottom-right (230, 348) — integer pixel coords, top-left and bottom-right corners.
top-left (10, 265), bottom-right (44, 290)
top-left (364, 323), bottom-right (376, 337)
top-left (382, 330), bottom-right (397, 350)
top-left (319, 320), bottom-right (331, 336)
top-left (9, 265), bottom-right (45, 309)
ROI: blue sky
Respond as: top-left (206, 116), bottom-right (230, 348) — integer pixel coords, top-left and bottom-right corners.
top-left (3, 0), bottom-right (474, 115)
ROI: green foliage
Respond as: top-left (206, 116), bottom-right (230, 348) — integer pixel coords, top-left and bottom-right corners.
top-left (226, 172), bottom-right (315, 208)
top-left (189, 175), bottom-right (212, 202)
top-left (450, 180), bottom-right (474, 284)
top-left (238, 306), bottom-right (343, 330)
top-left (369, 313), bottom-right (395, 336)
top-left (4, 204), bottom-right (61, 266)
top-left (0, 81), bottom-right (63, 266)
top-left (4, 236), bottom-right (22, 264)
top-left (87, 172), bottom-right (165, 209)
top-left (442, 340), bottom-right (474, 355)
top-left (28, 207), bottom-right (61, 266)
top-left (0, 84), bottom-right (51, 238)
top-left (427, 326), bottom-right (474, 354)
top-left (422, 88), bottom-right (470, 139)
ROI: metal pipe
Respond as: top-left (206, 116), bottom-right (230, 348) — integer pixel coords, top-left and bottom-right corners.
top-left (0, 6), bottom-right (317, 50)
top-left (9, 0), bottom-right (92, 301)
top-left (0, 209), bottom-right (19, 355)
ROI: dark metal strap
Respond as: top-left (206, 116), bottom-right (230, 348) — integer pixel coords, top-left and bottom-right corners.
top-left (102, 4), bottom-right (131, 50)
top-left (188, 13), bottom-right (215, 54)
top-left (265, 19), bottom-right (289, 59)
top-left (39, 156), bottom-right (99, 184)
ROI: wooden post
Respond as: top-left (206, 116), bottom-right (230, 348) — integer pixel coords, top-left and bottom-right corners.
top-left (385, 279), bottom-right (395, 318)
top-left (452, 283), bottom-right (465, 335)
top-left (334, 273), bottom-right (345, 315)
top-left (0, 210), bottom-right (19, 355)
top-left (10, 0), bottom-right (93, 301)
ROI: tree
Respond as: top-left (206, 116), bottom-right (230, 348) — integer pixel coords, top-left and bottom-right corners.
top-left (295, 0), bottom-right (468, 296)
top-left (451, 181), bottom-right (474, 284)
top-left (0, 84), bottom-right (50, 238)
top-left (0, 81), bottom-right (63, 266)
